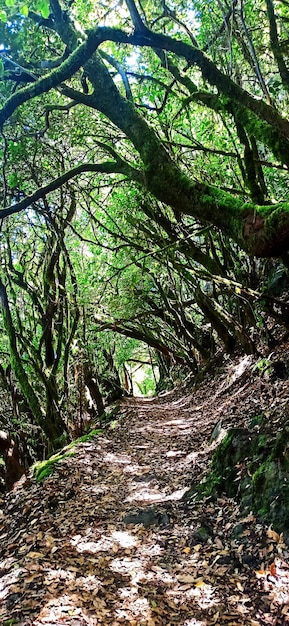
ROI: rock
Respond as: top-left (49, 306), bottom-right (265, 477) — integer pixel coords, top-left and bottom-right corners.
top-left (123, 507), bottom-right (169, 527)
top-left (231, 523), bottom-right (245, 539)
top-left (210, 420), bottom-right (226, 443)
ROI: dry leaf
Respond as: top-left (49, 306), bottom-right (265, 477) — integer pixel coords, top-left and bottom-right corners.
top-left (255, 570), bottom-right (267, 578)
top-left (267, 527), bottom-right (279, 542)
top-left (278, 532), bottom-right (285, 545)
top-left (270, 562), bottom-right (277, 577)
top-left (177, 574), bottom-right (196, 583)
top-left (25, 573), bottom-right (42, 583)
top-left (195, 580), bottom-right (205, 588)
top-left (26, 551), bottom-right (45, 559)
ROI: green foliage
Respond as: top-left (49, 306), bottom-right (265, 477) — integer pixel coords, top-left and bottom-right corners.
top-left (252, 358), bottom-right (272, 375)
top-left (135, 365), bottom-right (157, 396)
top-left (70, 429), bottom-right (104, 443)
top-left (3, 0), bottom-right (49, 17)
top-left (135, 379), bottom-right (155, 396)
top-left (35, 0), bottom-right (49, 19)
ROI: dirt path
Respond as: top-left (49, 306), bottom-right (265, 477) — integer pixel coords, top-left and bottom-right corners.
top-left (1, 371), bottom-right (289, 625)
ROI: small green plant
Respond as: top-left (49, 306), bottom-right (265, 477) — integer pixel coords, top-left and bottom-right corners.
top-left (135, 367), bottom-right (156, 396)
top-left (253, 358), bottom-right (272, 376)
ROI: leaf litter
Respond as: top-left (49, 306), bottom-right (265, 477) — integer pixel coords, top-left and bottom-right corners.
top-left (1, 350), bottom-right (289, 625)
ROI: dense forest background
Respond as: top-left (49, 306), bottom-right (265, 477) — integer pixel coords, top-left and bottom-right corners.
top-left (0, 0), bottom-right (289, 483)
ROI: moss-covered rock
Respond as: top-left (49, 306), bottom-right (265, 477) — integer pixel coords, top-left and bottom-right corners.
top-left (186, 420), bottom-right (289, 535)
top-left (188, 427), bottom-right (272, 499)
top-left (252, 426), bottom-right (289, 536)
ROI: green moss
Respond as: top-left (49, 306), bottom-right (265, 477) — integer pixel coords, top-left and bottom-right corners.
top-left (33, 428), bottom-right (103, 482)
top-left (185, 430), bottom-right (244, 501)
top-left (33, 450), bottom-right (76, 482)
top-left (187, 421), bottom-right (289, 535)
top-left (253, 457), bottom-right (287, 528)
top-left (188, 426), bottom-right (273, 502)
top-left (265, 205), bottom-right (289, 233)
top-left (201, 186), bottom-right (245, 213)
top-left (199, 471), bottom-right (223, 498)
top-left (249, 414), bottom-right (265, 429)
top-left (251, 459), bottom-right (289, 533)
top-left (66, 429), bottom-right (103, 446)
top-left (52, 434), bottom-right (69, 449)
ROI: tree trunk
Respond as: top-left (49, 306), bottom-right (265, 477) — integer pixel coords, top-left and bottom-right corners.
top-left (0, 279), bottom-right (65, 444)
top-left (83, 361), bottom-right (105, 416)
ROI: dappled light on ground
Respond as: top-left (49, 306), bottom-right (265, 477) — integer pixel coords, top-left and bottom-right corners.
top-left (71, 530), bottom-right (138, 553)
top-left (1, 354), bottom-right (289, 624)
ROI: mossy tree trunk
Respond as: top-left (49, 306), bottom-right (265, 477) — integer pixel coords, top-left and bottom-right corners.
top-left (0, 279), bottom-right (66, 444)
top-left (83, 360), bottom-right (105, 416)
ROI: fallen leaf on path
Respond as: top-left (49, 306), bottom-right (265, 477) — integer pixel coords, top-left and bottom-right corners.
top-left (177, 574), bottom-right (196, 583)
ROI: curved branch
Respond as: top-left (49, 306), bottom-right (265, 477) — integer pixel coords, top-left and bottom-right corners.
top-left (100, 50), bottom-right (133, 100)
top-left (1, 23), bottom-right (289, 142)
top-left (0, 161), bottom-right (144, 219)
top-left (2, 55), bottom-right (38, 83)
top-left (0, 29), bottom-right (104, 130)
top-left (239, 0), bottom-right (272, 103)
top-left (96, 26), bottom-right (289, 140)
top-left (95, 317), bottom-right (186, 364)
top-left (204, 0), bottom-right (238, 52)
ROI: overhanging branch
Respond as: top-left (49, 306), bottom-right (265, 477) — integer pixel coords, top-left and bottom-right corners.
top-left (0, 161), bottom-right (143, 219)
top-left (94, 26), bottom-right (289, 140)
top-left (0, 29), bottom-right (104, 130)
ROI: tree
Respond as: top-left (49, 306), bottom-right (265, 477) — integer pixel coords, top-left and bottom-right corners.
top-left (0, 0), bottom-right (289, 257)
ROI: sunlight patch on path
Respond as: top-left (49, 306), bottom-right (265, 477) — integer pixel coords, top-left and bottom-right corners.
top-left (101, 452), bottom-right (132, 465)
top-left (71, 530), bottom-right (139, 553)
top-left (125, 485), bottom-right (188, 503)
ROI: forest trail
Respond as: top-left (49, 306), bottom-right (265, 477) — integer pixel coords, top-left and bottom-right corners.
top-left (1, 356), bottom-right (289, 626)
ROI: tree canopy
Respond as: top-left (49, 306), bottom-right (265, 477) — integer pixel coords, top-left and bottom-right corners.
top-left (1, 0), bottom-right (289, 254)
